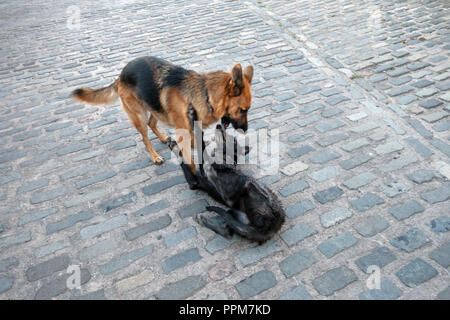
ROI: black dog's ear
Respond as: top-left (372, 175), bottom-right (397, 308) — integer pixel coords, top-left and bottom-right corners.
top-left (231, 63), bottom-right (244, 96)
top-left (244, 66), bottom-right (253, 84)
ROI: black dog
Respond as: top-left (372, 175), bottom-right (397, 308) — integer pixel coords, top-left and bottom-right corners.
top-left (167, 123), bottom-right (285, 244)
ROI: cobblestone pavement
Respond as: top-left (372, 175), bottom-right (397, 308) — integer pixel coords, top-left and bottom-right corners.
top-left (0, 0), bottom-right (449, 300)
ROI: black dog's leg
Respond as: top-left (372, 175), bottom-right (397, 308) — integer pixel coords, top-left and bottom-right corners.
top-left (207, 206), bottom-right (268, 244)
top-left (197, 214), bottom-right (233, 239)
top-left (167, 137), bottom-right (199, 190)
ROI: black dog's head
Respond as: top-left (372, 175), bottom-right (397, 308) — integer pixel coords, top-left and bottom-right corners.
top-left (244, 181), bottom-right (285, 234)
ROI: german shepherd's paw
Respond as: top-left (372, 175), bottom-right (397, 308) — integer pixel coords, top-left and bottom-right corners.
top-left (152, 154), bottom-right (164, 165)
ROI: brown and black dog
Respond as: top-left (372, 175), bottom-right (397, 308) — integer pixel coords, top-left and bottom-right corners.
top-left (71, 56), bottom-right (253, 172)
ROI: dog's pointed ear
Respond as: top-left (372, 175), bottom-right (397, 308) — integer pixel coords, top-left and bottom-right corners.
top-left (243, 65), bottom-right (253, 84)
top-left (230, 63), bottom-right (244, 96)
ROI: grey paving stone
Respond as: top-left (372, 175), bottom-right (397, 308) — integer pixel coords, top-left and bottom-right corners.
top-left (378, 153), bottom-right (418, 172)
top-left (339, 154), bottom-right (372, 170)
top-left (237, 240), bottom-right (281, 266)
top-left (295, 85), bottom-right (321, 95)
top-left (0, 257), bottom-right (19, 273)
top-left (419, 98), bottom-right (443, 109)
top-left (26, 255), bottom-right (70, 282)
top-left (80, 214), bottom-right (128, 240)
top-left (35, 240), bottom-right (71, 258)
top-left (300, 103), bottom-right (325, 114)
top-left (162, 248), bottom-right (202, 273)
top-left (133, 200), bottom-right (170, 217)
top-left (341, 138), bottom-right (369, 152)
top-left (310, 149), bottom-right (341, 164)
top-left (397, 94), bottom-right (418, 105)
top-left (35, 269), bottom-right (91, 300)
top-left (350, 193), bottom-right (385, 212)
top-left (355, 246), bottom-right (397, 273)
top-left (391, 228), bottom-right (431, 253)
top-left (19, 208), bottom-right (58, 226)
top-left (177, 199), bottom-right (209, 219)
top-left (80, 238), bottom-right (119, 261)
top-left (165, 227), bottom-right (197, 248)
top-left (308, 166), bottom-right (340, 182)
top-left (315, 119), bottom-right (346, 132)
top-left (312, 266), bottom-right (357, 296)
top-left (30, 187), bottom-right (67, 204)
top-left (75, 170), bottom-right (116, 189)
top-left (235, 270), bottom-right (277, 299)
top-left (321, 207), bottom-right (353, 228)
top-left (412, 79), bottom-right (434, 88)
top-left (288, 145), bottom-right (315, 158)
top-left (318, 232), bottom-right (358, 258)
top-left (99, 244), bottom-right (153, 275)
top-left (354, 215), bottom-right (389, 237)
top-left (429, 242), bottom-right (450, 268)
top-left (0, 277), bottom-right (14, 294)
top-left (46, 210), bottom-right (93, 235)
top-left (0, 231), bottom-right (31, 249)
top-left (99, 192), bottom-right (137, 213)
top-left (0, 172), bottom-right (20, 186)
top-left (125, 214), bottom-right (172, 241)
top-left (205, 234), bottom-right (240, 254)
top-left (56, 142), bottom-right (92, 156)
top-left (281, 222), bottom-right (317, 246)
top-left (420, 183), bottom-right (450, 204)
top-left (404, 137), bottom-right (434, 158)
top-left (316, 133), bottom-right (348, 147)
top-left (408, 119), bottom-right (433, 139)
top-left (343, 172), bottom-right (377, 190)
top-left (142, 175), bottom-right (185, 195)
top-left (359, 279), bottom-right (403, 300)
top-left (0, 150), bottom-right (27, 164)
top-left (436, 286), bottom-right (450, 300)
top-left (279, 285), bottom-right (313, 300)
top-left (430, 139), bottom-right (450, 157)
top-left (422, 111), bottom-right (449, 123)
top-left (73, 289), bottom-right (106, 300)
top-left (396, 258), bottom-right (437, 287)
top-left (389, 76), bottom-right (411, 86)
top-left (17, 178), bottom-right (49, 194)
top-left (388, 86), bottom-right (413, 97)
top-left (389, 200), bottom-right (425, 220)
top-left (155, 275), bottom-right (206, 300)
top-left (279, 179), bottom-right (309, 197)
top-left (285, 199), bottom-right (315, 219)
top-left (428, 217), bottom-right (450, 234)
top-left (295, 115), bottom-right (321, 127)
top-left (407, 169), bottom-right (435, 184)
top-left (279, 249), bottom-right (317, 278)
top-left (313, 186), bottom-right (344, 204)
top-left (374, 141), bottom-right (403, 155)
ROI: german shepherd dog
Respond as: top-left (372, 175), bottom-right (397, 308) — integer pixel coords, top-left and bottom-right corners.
top-left (167, 120), bottom-right (285, 244)
top-left (71, 56), bottom-right (253, 172)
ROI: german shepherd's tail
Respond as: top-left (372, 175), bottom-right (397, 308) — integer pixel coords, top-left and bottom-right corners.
top-left (71, 79), bottom-right (119, 105)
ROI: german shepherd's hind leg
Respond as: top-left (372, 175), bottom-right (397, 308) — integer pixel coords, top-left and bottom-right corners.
top-left (121, 98), bottom-right (164, 165)
top-left (148, 114), bottom-right (168, 144)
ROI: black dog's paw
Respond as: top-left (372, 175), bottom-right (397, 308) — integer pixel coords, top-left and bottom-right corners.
top-left (188, 182), bottom-right (199, 190)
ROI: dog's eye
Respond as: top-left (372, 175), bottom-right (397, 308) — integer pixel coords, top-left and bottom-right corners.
top-left (240, 109), bottom-right (247, 114)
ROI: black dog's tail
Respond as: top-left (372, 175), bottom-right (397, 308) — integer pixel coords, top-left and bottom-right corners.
top-left (206, 206), bottom-right (269, 243)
